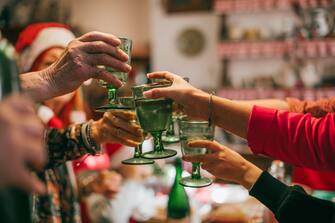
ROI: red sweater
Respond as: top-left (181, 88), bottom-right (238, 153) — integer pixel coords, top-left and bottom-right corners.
top-left (247, 106), bottom-right (335, 171)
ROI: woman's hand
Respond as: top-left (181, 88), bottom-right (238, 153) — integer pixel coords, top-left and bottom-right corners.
top-left (21, 31), bottom-right (131, 102)
top-left (91, 110), bottom-right (143, 147)
top-left (183, 140), bottom-right (262, 190)
top-left (143, 71), bottom-right (210, 120)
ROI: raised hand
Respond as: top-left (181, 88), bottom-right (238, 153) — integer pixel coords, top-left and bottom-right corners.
top-left (183, 140), bottom-right (262, 190)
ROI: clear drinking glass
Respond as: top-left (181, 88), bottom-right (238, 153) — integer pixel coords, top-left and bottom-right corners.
top-left (117, 96), bottom-right (155, 165)
top-left (132, 83), bottom-right (177, 159)
top-left (96, 37), bottom-right (132, 112)
top-left (179, 118), bottom-right (215, 188)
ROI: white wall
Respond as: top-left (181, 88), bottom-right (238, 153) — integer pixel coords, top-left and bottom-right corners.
top-left (150, 0), bottom-right (221, 89)
top-left (69, 0), bottom-right (150, 47)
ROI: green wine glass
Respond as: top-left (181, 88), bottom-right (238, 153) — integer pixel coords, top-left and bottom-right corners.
top-left (96, 37), bottom-right (132, 112)
top-left (179, 118), bottom-right (215, 188)
top-left (162, 115), bottom-right (180, 143)
top-left (112, 96), bottom-right (154, 165)
top-left (132, 83), bottom-right (177, 159)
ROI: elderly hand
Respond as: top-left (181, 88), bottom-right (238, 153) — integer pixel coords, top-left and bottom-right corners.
top-left (0, 95), bottom-right (46, 194)
top-left (143, 71), bottom-right (210, 120)
top-left (183, 140), bottom-right (262, 190)
top-left (22, 31), bottom-right (131, 101)
top-left (91, 110), bottom-right (143, 147)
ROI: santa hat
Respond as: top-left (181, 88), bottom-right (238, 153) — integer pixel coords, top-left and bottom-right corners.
top-left (16, 22), bottom-right (75, 72)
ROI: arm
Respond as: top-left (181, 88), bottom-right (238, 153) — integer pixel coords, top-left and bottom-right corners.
top-left (184, 140), bottom-right (335, 223)
top-left (20, 31), bottom-right (131, 102)
top-left (248, 106), bottom-right (335, 170)
top-left (250, 171), bottom-right (335, 223)
top-left (45, 110), bottom-right (143, 168)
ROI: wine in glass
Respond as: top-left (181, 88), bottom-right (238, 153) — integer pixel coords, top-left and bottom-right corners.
top-left (96, 37), bottom-right (132, 112)
top-left (132, 83), bottom-right (177, 159)
top-left (179, 118), bottom-right (215, 188)
top-left (117, 96), bottom-right (155, 165)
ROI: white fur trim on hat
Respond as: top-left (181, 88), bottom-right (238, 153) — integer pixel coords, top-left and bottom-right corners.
top-left (37, 105), bottom-right (55, 124)
top-left (19, 27), bottom-right (75, 72)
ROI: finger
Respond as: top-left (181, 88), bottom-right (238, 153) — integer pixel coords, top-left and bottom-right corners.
top-left (104, 114), bottom-right (143, 137)
top-left (24, 142), bottom-right (46, 171)
top-left (91, 67), bottom-right (123, 88)
top-left (188, 140), bottom-right (223, 153)
top-left (79, 41), bottom-right (128, 62)
top-left (183, 154), bottom-right (212, 163)
top-left (86, 53), bottom-right (131, 73)
top-left (6, 96), bottom-right (35, 115)
top-left (20, 119), bottom-right (44, 139)
top-left (78, 31), bottom-right (121, 47)
top-left (147, 71), bottom-right (175, 82)
top-left (143, 87), bottom-right (172, 99)
top-left (108, 110), bottom-right (136, 121)
top-left (106, 127), bottom-right (143, 144)
top-left (15, 169), bottom-right (46, 195)
top-left (106, 134), bottom-right (140, 147)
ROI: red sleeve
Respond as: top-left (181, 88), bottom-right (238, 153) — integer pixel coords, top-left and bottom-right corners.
top-left (247, 106), bottom-right (335, 170)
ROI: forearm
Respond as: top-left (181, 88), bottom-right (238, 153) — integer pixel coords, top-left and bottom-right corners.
top-left (236, 99), bottom-right (289, 111)
top-left (45, 123), bottom-right (100, 168)
top-left (20, 67), bottom-right (58, 102)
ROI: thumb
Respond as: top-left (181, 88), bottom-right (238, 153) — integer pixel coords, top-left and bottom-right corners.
top-left (143, 87), bottom-right (172, 99)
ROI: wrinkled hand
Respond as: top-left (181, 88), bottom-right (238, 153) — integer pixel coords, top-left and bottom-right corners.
top-left (0, 95), bottom-right (46, 194)
top-left (38, 31), bottom-right (131, 99)
top-left (90, 170), bottom-right (122, 199)
top-left (91, 110), bottom-right (143, 147)
top-left (143, 71), bottom-right (209, 120)
top-left (183, 140), bottom-right (262, 190)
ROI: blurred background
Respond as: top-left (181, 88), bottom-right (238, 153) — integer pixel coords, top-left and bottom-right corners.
top-left (1, 0), bottom-right (335, 222)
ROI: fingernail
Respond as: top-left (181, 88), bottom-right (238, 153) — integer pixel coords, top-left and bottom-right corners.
top-left (126, 64), bottom-right (132, 72)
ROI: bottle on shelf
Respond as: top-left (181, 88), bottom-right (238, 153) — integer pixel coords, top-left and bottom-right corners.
top-left (167, 158), bottom-right (190, 223)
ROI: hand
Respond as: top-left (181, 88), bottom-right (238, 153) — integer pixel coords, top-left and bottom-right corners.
top-left (183, 140), bottom-right (262, 190)
top-left (91, 110), bottom-right (143, 147)
top-left (22, 31), bottom-right (132, 101)
top-left (90, 170), bottom-right (122, 199)
top-left (143, 71), bottom-right (210, 120)
top-left (0, 95), bottom-right (46, 194)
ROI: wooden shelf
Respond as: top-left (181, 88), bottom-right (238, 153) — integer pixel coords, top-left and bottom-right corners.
top-left (218, 39), bottom-right (335, 59)
top-left (214, 0), bottom-right (333, 14)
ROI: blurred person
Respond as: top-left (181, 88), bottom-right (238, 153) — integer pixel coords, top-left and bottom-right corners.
top-left (84, 146), bottom-right (159, 223)
top-left (184, 140), bottom-right (335, 223)
top-left (16, 22), bottom-right (143, 223)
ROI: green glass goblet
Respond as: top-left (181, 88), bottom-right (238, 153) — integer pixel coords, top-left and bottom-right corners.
top-left (96, 37), bottom-right (132, 112)
top-left (179, 118), bottom-right (215, 188)
top-left (111, 96), bottom-right (155, 165)
top-left (132, 83), bottom-right (177, 159)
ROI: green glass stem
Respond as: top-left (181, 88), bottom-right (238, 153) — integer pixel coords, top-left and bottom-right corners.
top-left (133, 143), bottom-right (143, 158)
top-left (191, 162), bottom-right (201, 180)
top-left (152, 131), bottom-right (164, 152)
top-left (166, 119), bottom-right (175, 137)
top-left (108, 87), bottom-right (118, 104)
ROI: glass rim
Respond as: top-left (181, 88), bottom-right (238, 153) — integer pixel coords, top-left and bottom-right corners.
top-left (131, 82), bottom-right (172, 91)
top-left (178, 117), bottom-right (210, 125)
